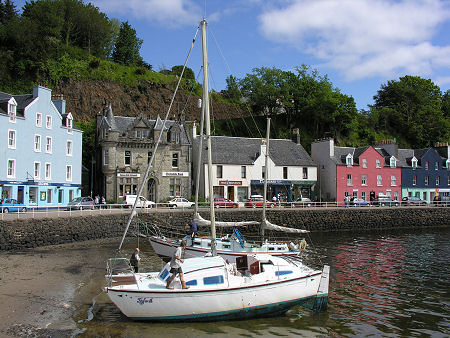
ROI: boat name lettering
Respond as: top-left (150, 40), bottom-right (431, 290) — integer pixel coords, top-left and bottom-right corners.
top-left (137, 297), bottom-right (153, 305)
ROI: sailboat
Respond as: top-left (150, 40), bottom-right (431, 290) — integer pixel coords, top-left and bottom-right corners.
top-left (105, 19), bottom-right (329, 321)
top-left (149, 116), bottom-right (309, 263)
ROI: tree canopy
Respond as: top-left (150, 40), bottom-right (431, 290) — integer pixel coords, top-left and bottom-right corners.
top-left (112, 21), bottom-right (142, 66)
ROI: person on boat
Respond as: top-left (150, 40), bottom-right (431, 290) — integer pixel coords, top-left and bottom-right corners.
top-left (166, 240), bottom-right (189, 289)
top-left (130, 248), bottom-right (140, 273)
top-left (186, 220), bottom-right (198, 244)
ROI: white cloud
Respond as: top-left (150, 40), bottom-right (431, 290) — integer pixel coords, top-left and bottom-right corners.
top-left (92, 0), bottom-right (202, 27)
top-left (258, 0), bottom-right (450, 80)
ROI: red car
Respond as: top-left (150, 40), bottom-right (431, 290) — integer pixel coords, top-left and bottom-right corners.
top-left (214, 198), bottom-right (238, 208)
top-left (244, 195), bottom-right (276, 208)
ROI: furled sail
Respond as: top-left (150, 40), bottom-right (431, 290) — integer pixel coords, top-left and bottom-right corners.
top-left (261, 219), bottom-right (309, 234)
top-left (194, 213), bottom-right (259, 228)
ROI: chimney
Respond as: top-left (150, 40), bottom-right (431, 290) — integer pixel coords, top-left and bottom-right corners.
top-left (292, 128), bottom-right (301, 144)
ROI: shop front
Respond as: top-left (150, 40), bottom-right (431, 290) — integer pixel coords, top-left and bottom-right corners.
top-left (215, 180), bottom-right (245, 202)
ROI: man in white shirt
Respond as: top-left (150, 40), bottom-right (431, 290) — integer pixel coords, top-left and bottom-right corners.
top-left (166, 240), bottom-right (189, 289)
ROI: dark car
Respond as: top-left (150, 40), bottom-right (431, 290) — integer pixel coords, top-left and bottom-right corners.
top-left (0, 198), bottom-right (27, 213)
top-left (66, 197), bottom-right (95, 210)
top-left (402, 196), bottom-right (427, 206)
top-left (214, 198), bottom-right (238, 208)
top-left (373, 197), bottom-right (400, 207)
top-left (351, 198), bottom-right (370, 206)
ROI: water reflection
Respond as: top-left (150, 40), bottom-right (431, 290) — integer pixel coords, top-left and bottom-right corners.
top-left (73, 228), bottom-right (450, 337)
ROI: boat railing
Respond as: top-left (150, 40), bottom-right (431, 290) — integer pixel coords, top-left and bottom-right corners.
top-left (106, 257), bottom-right (136, 287)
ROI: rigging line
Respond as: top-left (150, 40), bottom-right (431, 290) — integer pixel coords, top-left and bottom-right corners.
top-left (118, 25), bottom-right (201, 251)
top-left (209, 27), bottom-right (264, 139)
top-left (177, 67), bottom-right (204, 121)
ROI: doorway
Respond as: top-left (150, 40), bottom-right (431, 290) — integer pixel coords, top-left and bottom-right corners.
top-left (17, 186), bottom-right (24, 203)
top-left (227, 186), bottom-right (234, 201)
top-left (147, 178), bottom-right (156, 202)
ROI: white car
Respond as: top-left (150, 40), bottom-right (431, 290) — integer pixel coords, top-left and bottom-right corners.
top-left (168, 197), bottom-right (195, 208)
top-left (123, 195), bottom-right (156, 208)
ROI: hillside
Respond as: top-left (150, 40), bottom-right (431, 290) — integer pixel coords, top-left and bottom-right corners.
top-left (55, 79), bottom-right (246, 123)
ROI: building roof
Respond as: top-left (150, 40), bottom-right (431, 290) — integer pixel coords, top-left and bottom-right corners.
top-left (195, 135), bottom-right (316, 166)
top-left (0, 92), bottom-right (34, 117)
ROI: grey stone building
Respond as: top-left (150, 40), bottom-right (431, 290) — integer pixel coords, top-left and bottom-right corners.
top-left (95, 105), bottom-right (191, 203)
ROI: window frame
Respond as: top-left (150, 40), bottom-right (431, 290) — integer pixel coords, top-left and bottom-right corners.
top-left (172, 152), bottom-right (179, 168)
top-left (362, 158), bottom-right (367, 168)
top-left (7, 159), bottom-right (15, 178)
top-left (391, 175), bottom-right (396, 186)
top-left (217, 165), bottom-right (223, 179)
top-left (45, 162), bottom-right (51, 180)
top-left (283, 167), bottom-right (288, 180)
top-left (241, 166), bottom-right (246, 179)
top-left (8, 129), bottom-right (16, 149)
top-left (46, 115), bottom-right (52, 129)
top-left (361, 174), bottom-right (367, 186)
top-left (347, 174), bottom-right (353, 186)
top-left (125, 150), bottom-right (132, 166)
top-left (45, 136), bottom-right (52, 154)
top-left (36, 112), bottom-right (42, 127)
top-left (34, 134), bottom-right (41, 152)
top-left (34, 161), bottom-right (41, 180)
top-left (376, 159), bottom-right (381, 168)
top-left (8, 101), bottom-right (17, 123)
top-left (66, 140), bottom-right (73, 156)
top-left (377, 174), bottom-right (382, 186)
top-left (66, 165), bottom-right (72, 182)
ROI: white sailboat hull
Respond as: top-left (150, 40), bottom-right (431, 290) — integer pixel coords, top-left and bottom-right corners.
top-left (149, 236), bottom-right (300, 263)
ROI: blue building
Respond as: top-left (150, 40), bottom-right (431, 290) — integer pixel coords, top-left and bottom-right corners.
top-left (0, 85), bottom-right (82, 208)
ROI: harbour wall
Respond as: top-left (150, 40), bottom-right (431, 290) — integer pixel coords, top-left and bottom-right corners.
top-left (0, 208), bottom-right (449, 251)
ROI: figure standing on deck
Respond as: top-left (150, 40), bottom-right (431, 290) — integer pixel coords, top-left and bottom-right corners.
top-left (166, 240), bottom-right (189, 289)
top-left (130, 248), bottom-right (140, 272)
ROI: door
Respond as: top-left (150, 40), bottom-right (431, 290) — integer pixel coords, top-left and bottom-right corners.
top-left (147, 179), bottom-right (156, 202)
top-left (227, 186), bottom-right (234, 201)
top-left (17, 186), bottom-right (24, 204)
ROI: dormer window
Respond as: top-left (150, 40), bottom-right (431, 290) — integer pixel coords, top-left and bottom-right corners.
top-left (390, 156), bottom-right (396, 168)
top-left (8, 99), bottom-right (17, 123)
top-left (412, 157), bottom-right (418, 169)
top-left (103, 128), bottom-right (109, 138)
top-left (66, 113), bottom-right (73, 133)
top-left (170, 131), bottom-right (180, 144)
top-left (346, 154), bottom-right (353, 167)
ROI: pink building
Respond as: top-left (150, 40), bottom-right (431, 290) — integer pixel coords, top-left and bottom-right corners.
top-left (312, 139), bottom-right (402, 203)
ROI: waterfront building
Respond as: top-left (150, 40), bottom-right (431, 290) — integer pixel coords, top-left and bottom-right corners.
top-left (192, 128), bottom-right (317, 203)
top-left (95, 105), bottom-right (191, 203)
top-left (0, 85), bottom-right (82, 207)
top-left (311, 138), bottom-right (402, 203)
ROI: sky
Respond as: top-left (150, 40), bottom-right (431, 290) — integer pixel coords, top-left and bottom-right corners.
top-left (15, 0), bottom-right (450, 110)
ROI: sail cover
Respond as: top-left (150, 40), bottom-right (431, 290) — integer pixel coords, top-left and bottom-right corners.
top-left (193, 213), bottom-right (259, 228)
top-left (261, 219), bottom-right (309, 233)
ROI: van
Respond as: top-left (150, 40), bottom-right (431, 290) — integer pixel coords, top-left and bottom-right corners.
top-left (122, 195), bottom-right (156, 208)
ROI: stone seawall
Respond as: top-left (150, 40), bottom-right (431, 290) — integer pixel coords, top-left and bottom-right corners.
top-left (0, 208), bottom-right (449, 251)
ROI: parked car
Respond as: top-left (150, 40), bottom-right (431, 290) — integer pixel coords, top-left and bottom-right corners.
top-left (402, 196), bottom-right (427, 206)
top-left (351, 198), bottom-right (370, 206)
top-left (123, 195), bottom-right (156, 208)
top-left (214, 198), bottom-right (238, 208)
top-left (290, 197), bottom-right (312, 207)
top-left (244, 195), bottom-right (276, 208)
top-left (66, 197), bottom-right (95, 210)
top-left (373, 197), bottom-right (400, 207)
top-left (168, 197), bottom-right (195, 208)
top-left (0, 198), bottom-right (27, 213)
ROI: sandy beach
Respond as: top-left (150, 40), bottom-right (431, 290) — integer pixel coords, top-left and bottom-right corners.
top-left (0, 238), bottom-right (123, 337)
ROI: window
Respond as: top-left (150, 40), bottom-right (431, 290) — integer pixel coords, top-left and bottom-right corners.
top-left (172, 153), bottom-right (179, 168)
top-left (7, 159), bottom-right (15, 178)
top-left (347, 174), bottom-right (353, 185)
top-left (425, 161), bottom-right (429, 170)
top-left (66, 165), bottom-right (72, 181)
top-left (361, 174), bottom-right (367, 186)
top-left (283, 167), bottom-right (288, 180)
top-left (391, 175), bottom-right (396, 186)
top-left (46, 115), bottom-right (52, 129)
top-left (346, 154), bottom-right (353, 167)
top-left (394, 192), bottom-right (399, 201)
top-left (45, 163), bottom-right (51, 180)
top-left (136, 130), bottom-right (141, 138)
top-left (169, 178), bottom-right (181, 197)
top-left (47, 189), bottom-right (52, 203)
top-left (46, 137), bottom-right (52, 153)
top-left (8, 101), bottom-right (16, 122)
top-left (203, 275), bottom-right (224, 285)
top-left (125, 151), bottom-right (131, 165)
top-left (8, 130), bottom-right (16, 149)
top-left (412, 158), bottom-right (417, 169)
top-left (362, 191), bottom-right (366, 201)
top-left (34, 162), bottom-right (40, 180)
top-left (413, 175), bottom-right (417, 185)
top-left (143, 130), bottom-right (148, 138)
top-left (353, 191), bottom-right (358, 199)
top-left (34, 135), bottom-right (41, 152)
top-left (66, 140), bottom-right (72, 156)
top-left (425, 176), bottom-right (429, 185)
top-left (377, 175), bottom-right (382, 186)
top-left (303, 167), bottom-right (308, 179)
top-left (217, 165), bottom-right (223, 178)
top-left (390, 157), bottom-right (396, 168)
top-left (241, 166), bottom-right (246, 179)
top-left (362, 158), bottom-right (367, 168)
top-left (147, 151), bottom-right (153, 164)
top-left (103, 128), bottom-right (108, 138)
top-left (104, 149), bottom-right (109, 165)
top-left (436, 176), bottom-right (440, 185)
top-left (66, 115), bottom-right (73, 132)
top-left (171, 132), bottom-right (180, 143)
top-left (58, 189), bottom-right (63, 204)
top-left (69, 190), bottom-right (74, 202)
top-left (435, 162), bottom-right (439, 170)
top-left (376, 159), bottom-right (381, 168)
top-left (36, 112), bottom-right (42, 127)
top-left (262, 166), bottom-right (266, 179)
top-left (29, 187), bottom-right (37, 204)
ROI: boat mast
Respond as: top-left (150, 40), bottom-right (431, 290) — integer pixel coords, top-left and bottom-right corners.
top-left (201, 19), bottom-right (217, 256)
top-left (194, 95), bottom-right (206, 215)
top-left (261, 116), bottom-right (270, 242)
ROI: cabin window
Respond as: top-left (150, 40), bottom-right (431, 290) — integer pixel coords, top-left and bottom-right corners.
top-left (268, 247), bottom-right (275, 251)
top-left (223, 245), bottom-right (230, 249)
top-left (186, 280), bottom-right (197, 286)
top-left (275, 270), bottom-right (293, 276)
top-left (203, 275), bottom-right (224, 285)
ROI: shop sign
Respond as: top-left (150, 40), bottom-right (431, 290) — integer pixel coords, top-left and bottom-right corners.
top-left (117, 173), bottom-right (141, 178)
top-left (219, 180), bottom-right (242, 186)
top-left (163, 172), bottom-right (189, 177)
top-left (252, 180), bottom-right (291, 185)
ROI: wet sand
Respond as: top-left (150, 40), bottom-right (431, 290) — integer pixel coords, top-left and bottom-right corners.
top-left (0, 238), bottom-right (122, 337)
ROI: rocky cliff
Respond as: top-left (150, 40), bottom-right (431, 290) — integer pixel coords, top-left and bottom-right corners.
top-left (56, 79), bottom-right (245, 122)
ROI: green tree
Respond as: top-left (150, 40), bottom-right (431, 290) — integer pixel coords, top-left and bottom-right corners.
top-left (112, 21), bottom-right (142, 65)
top-left (371, 75), bottom-right (448, 147)
top-left (221, 75), bottom-right (241, 103)
top-left (0, 0), bottom-right (18, 24)
top-left (171, 65), bottom-right (195, 81)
